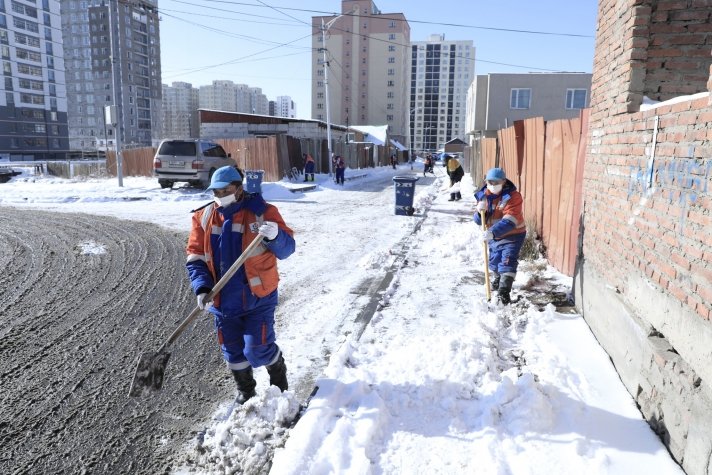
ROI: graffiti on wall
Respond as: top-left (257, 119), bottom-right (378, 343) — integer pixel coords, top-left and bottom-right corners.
top-left (628, 145), bottom-right (711, 232)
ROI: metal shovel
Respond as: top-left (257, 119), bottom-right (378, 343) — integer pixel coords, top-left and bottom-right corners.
top-left (128, 235), bottom-right (265, 397)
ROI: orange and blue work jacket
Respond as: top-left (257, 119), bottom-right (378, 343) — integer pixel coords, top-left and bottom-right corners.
top-left (186, 194), bottom-right (295, 315)
top-left (473, 179), bottom-right (526, 239)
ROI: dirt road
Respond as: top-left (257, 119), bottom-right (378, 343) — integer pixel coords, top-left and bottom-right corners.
top-left (0, 208), bottom-right (232, 474)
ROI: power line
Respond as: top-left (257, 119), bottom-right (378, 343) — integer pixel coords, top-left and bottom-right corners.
top-left (177, 0), bottom-right (594, 38)
top-left (159, 1), bottom-right (585, 75)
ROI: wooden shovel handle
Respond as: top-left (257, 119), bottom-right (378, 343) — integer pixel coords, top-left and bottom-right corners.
top-left (158, 235), bottom-right (266, 352)
top-left (480, 210), bottom-right (491, 301)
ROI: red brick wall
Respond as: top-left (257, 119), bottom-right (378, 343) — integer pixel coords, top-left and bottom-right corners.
top-left (584, 95), bottom-right (712, 320)
top-left (590, 0), bottom-right (712, 117)
top-left (586, 0), bottom-right (712, 319)
top-left (645, 1), bottom-right (712, 101)
top-left (579, 2), bottom-right (712, 470)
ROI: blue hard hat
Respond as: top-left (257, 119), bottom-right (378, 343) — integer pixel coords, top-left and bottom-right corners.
top-left (207, 166), bottom-right (243, 189)
top-left (485, 167), bottom-right (506, 181)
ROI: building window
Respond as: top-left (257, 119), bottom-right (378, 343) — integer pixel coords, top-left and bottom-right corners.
top-left (510, 88), bottom-right (531, 109)
top-left (388, 45), bottom-right (395, 52)
top-left (566, 88), bottom-right (587, 109)
top-left (387, 69), bottom-right (394, 76)
top-left (387, 114), bottom-right (394, 121)
top-left (387, 80), bottom-right (394, 87)
top-left (388, 57), bottom-right (395, 63)
top-left (388, 33), bottom-right (395, 40)
top-left (389, 20), bottom-right (396, 28)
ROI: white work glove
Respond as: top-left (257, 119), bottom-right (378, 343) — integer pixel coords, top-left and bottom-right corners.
top-left (476, 201), bottom-right (487, 212)
top-left (258, 221), bottom-right (279, 241)
top-left (197, 292), bottom-right (212, 310)
top-left (482, 230), bottom-right (494, 242)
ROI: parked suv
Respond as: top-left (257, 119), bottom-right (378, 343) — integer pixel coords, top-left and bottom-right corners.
top-left (153, 139), bottom-right (236, 188)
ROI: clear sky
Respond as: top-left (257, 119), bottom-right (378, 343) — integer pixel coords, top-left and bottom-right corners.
top-left (158, 0), bottom-right (599, 119)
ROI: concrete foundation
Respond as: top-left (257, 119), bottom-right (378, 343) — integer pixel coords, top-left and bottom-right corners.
top-left (574, 259), bottom-right (712, 475)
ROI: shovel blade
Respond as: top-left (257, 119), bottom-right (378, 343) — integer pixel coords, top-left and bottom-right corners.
top-left (128, 350), bottom-right (171, 397)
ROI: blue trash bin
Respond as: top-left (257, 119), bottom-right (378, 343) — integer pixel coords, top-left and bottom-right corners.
top-left (392, 175), bottom-right (419, 216)
top-left (244, 170), bottom-right (264, 194)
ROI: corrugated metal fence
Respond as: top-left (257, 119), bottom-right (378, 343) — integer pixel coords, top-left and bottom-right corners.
top-left (475, 109), bottom-right (589, 276)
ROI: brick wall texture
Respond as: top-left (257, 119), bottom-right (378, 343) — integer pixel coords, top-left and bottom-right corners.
top-left (580, 0), bottom-right (712, 473)
top-left (586, 0), bottom-right (712, 326)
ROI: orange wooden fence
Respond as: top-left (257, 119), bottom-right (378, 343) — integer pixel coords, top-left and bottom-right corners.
top-left (478, 109), bottom-right (589, 276)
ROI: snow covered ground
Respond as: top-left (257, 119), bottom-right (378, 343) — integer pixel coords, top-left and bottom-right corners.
top-left (0, 163), bottom-right (683, 474)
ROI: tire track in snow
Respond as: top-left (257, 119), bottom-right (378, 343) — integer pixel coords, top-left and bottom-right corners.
top-left (0, 207), bottom-right (232, 474)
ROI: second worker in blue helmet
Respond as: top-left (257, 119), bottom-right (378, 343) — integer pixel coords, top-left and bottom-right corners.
top-left (473, 167), bottom-right (527, 304)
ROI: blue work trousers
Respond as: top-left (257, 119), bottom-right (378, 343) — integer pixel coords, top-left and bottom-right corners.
top-left (488, 232), bottom-right (526, 275)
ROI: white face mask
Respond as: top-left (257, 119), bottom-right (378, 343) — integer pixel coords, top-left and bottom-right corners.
top-left (214, 193), bottom-right (237, 208)
top-left (487, 183), bottom-right (503, 194)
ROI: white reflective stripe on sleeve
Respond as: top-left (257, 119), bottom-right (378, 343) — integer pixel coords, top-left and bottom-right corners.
top-left (211, 225), bottom-right (221, 235)
top-left (186, 254), bottom-right (207, 263)
top-left (232, 223), bottom-right (245, 233)
top-left (226, 360), bottom-right (251, 371)
top-left (200, 203), bottom-right (214, 231)
top-left (249, 276), bottom-right (262, 287)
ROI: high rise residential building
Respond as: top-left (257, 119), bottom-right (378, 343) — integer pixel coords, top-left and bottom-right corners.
top-left (409, 34), bottom-right (475, 152)
top-left (199, 80), bottom-right (269, 115)
top-left (61, 0), bottom-right (162, 152)
top-left (268, 100), bottom-right (276, 116)
top-left (0, 0), bottom-right (69, 160)
top-left (161, 81), bottom-right (199, 139)
top-left (275, 95), bottom-right (296, 118)
top-left (311, 1), bottom-right (410, 143)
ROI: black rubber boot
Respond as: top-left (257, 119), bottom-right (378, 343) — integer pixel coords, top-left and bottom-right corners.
top-left (266, 353), bottom-right (288, 391)
top-left (498, 275), bottom-right (515, 305)
top-left (231, 367), bottom-right (257, 404)
top-left (490, 272), bottom-right (500, 291)
top-left (448, 193), bottom-right (456, 201)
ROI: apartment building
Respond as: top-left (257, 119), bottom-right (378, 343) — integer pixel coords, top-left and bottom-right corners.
top-left (161, 81), bottom-right (198, 139)
top-left (199, 79), bottom-right (268, 115)
top-left (0, 0), bottom-right (69, 160)
top-left (311, 0), bottom-right (410, 143)
top-left (410, 34), bottom-right (475, 152)
top-left (275, 95), bottom-right (296, 118)
top-left (466, 72), bottom-right (592, 137)
top-left (62, 0), bottom-right (162, 152)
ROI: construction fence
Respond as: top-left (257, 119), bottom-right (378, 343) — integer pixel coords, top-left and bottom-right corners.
top-left (468, 109), bottom-right (589, 276)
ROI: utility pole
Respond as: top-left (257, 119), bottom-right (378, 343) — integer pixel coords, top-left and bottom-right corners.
top-left (320, 17), bottom-right (333, 177)
top-left (107, 0), bottom-right (123, 187)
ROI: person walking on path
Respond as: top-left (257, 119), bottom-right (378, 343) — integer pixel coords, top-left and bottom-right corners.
top-left (186, 166), bottom-right (296, 403)
top-left (390, 153), bottom-right (397, 169)
top-left (446, 155), bottom-right (464, 201)
top-left (423, 155), bottom-right (434, 176)
top-left (335, 155), bottom-right (346, 185)
top-left (473, 167), bottom-right (527, 304)
top-left (303, 153), bottom-right (315, 182)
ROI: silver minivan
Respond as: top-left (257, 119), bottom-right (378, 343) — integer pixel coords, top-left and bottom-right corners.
top-left (153, 139), bottom-right (236, 189)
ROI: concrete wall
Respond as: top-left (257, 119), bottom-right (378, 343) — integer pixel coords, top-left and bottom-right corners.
top-left (480, 73), bottom-right (592, 131)
top-left (576, 1), bottom-right (712, 473)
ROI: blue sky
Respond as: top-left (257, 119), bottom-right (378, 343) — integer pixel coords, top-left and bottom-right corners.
top-left (158, 0), bottom-right (598, 119)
